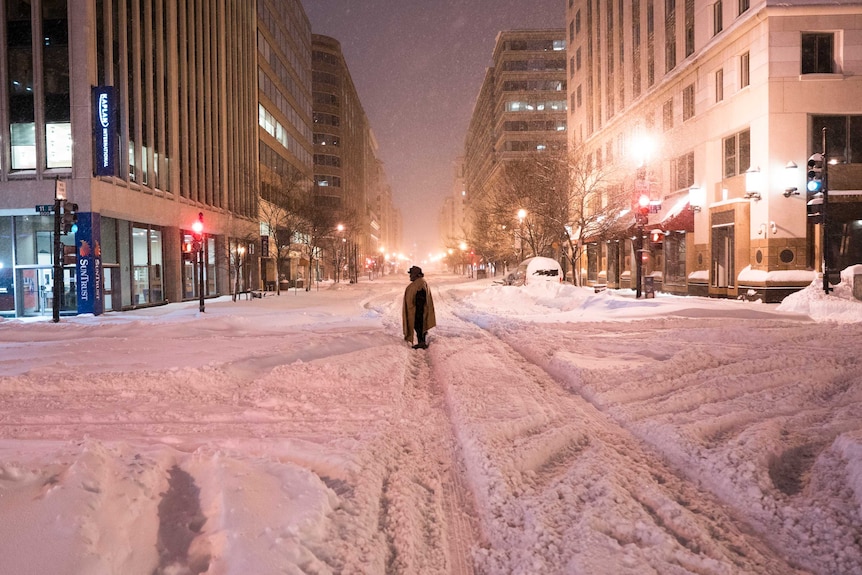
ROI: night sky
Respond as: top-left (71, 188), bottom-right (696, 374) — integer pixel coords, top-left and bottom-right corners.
top-left (304, 0), bottom-right (565, 259)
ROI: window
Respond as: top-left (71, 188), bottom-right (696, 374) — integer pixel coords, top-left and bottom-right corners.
top-left (683, 83), bottom-right (695, 121)
top-left (314, 154), bottom-right (341, 168)
top-left (576, 47), bottom-right (582, 70)
top-left (723, 129), bottom-right (750, 178)
top-left (663, 99), bottom-right (674, 131)
top-left (576, 85), bottom-right (582, 107)
top-left (713, 0), bottom-right (723, 36)
top-left (811, 115), bottom-right (862, 164)
top-left (685, 0), bottom-right (695, 57)
top-left (715, 68), bottom-right (724, 102)
top-left (673, 151), bottom-right (694, 189)
top-left (740, 51), bottom-right (750, 88)
top-left (314, 133), bottom-right (340, 146)
top-left (802, 33), bottom-right (834, 74)
top-left (738, 0), bottom-right (749, 14)
top-left (664, 232), bottom-right (686, 285)
top-left (315, 175), bottom-right (341, 188)
top-left (569, 20), bottom-right (575, 43)
top-left (575, 10), bottom-right (581, 33)
top-left (666, 33), bottom-right (677, 72)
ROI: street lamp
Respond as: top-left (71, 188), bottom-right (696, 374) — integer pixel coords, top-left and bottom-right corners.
top-left (192, 212), bottom-right (205, 312)
top-left (517, 208), bottom-right (527, 262)
top-left (630, 132), bottom-right (655, 299)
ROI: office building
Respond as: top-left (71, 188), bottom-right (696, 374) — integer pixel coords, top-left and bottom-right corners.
top-left (567, 0), bottom-right (862, 300)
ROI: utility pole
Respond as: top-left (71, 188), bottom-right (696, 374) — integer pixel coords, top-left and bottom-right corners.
top-left (820, 128), bottom-right (832, 294)
top-left (52, 178), bottom-right (67, 322)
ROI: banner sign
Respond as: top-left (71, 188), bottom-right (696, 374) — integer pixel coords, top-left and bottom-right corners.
top-left (92, 86), bottom-right (116, 176)
top-left (74, 212), bottom-right (104, 316)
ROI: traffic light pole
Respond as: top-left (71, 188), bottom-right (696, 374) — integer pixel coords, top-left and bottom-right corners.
top-left (635, 224), bottom-right (643, 298)
top-left (198, 244), bottom-right (205, 313)
top-left (820, 127), bottom-right (832, 295)
top-left (52, 197), bottom-right (62, 323)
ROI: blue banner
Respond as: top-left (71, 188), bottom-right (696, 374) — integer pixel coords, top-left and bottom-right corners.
top-left (74, 212), bottom-right (104, 316)
top-left (93, 86), bottom-right (116, 176)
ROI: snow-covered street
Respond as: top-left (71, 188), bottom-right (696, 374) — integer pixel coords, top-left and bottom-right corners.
top-left (1, 271), bottom-right (860, 575)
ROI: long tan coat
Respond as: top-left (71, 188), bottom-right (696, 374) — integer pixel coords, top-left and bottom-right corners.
top-left (402, 277), bottom-right (436, 343)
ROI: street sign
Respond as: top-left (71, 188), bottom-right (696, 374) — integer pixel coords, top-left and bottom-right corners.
top-left (36, 204), bottom-right (55, 214)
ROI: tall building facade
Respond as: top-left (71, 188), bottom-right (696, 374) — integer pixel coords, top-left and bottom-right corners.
top-left (0, 0), bottom-right (262, 317)
top-left (567, 0), bottom-right (862, 300)
top-left (311, 34), bottom-right (399, 280)
top-left (257, 0), bottom-right (314, 289)
top-left (462, 29), bottom-right (568, 267)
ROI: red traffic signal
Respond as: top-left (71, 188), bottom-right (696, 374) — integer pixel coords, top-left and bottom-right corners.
top-left (637, 194), bottom-right (650, 215)
top-left (191, 212), bottom-right (204, 241)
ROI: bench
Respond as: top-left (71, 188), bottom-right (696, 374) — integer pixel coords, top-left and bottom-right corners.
top-left (237, 290), bottom-right (266, 300)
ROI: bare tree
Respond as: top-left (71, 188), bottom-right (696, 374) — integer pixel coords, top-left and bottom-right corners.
top-left (299, 200), bottom-right (348, 291)
top-left (467, 146), bottom-right (629, 285)
top-left (259, 163), bottom-right (311, 295)
top-left (557, 145), bottom-right (630, 286)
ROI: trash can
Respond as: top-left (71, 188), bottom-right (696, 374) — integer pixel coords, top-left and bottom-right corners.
top-left (476, 269), bottom-right (487, 279)
top-left (644, 276), bottom-right (655, 298)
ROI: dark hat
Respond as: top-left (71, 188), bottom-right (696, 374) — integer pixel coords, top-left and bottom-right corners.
top-left (408, 266), bottom-right (423, 276)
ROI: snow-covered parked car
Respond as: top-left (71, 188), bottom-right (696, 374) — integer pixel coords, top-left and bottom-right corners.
top-left (511, 257), bottom-right (564, 286)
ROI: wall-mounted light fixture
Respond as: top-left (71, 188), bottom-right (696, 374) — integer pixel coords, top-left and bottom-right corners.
top-left (744, 166), bottom-right (762, 201)
top-left (688, 185), bottom-right (706, 212)
top-left (783, 161), bottom-right (800, 197)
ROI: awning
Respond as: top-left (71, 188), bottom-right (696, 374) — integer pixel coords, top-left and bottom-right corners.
top-left (645, 196), bottom-right (694, 233)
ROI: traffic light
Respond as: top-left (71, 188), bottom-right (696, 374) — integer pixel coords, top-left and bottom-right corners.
top-left (191, 212), bottom-right (204, 251)
top-left (63, 244), bottom-right (77, 265)
top-left (806, 153), bottom-right (824, 223)
top-left (806, 153), bottom-right (823, 193)
top-left (635, 194), bottom-right (650, 225)
top-left (62, 202), bottom-right (78, 234)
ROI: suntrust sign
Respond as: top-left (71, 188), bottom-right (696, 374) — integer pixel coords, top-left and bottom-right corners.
top-left (92, 86), bottom-right (116, 176)
top-left (74, 212), bottom-right (104, 316)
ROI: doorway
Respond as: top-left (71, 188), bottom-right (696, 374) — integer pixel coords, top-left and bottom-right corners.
top-left (711, 224), bottom-right (735, 295)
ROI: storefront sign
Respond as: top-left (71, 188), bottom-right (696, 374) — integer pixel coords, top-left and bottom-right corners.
top-left (74, 213), bottom-right (104, 316)
top-left (92, 86), bottom-right (116, 176)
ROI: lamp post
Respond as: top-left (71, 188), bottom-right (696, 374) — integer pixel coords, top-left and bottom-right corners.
top-left (631, 133), bottom-right (655, 299)
top-left (192, 212), bottom-right (205, 313)
top-left (237, 245), bottom-right (246, 296)
top-left (635, 194), bottom-right (650, 298)
top-left (517, 208), bottom-right (527, 262)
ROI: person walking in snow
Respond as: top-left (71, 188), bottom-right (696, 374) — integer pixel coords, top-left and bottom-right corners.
top-left (402, 266), bottom-right (436, 349)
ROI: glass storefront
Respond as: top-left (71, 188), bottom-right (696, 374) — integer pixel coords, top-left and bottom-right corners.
top-left (181, 230), bottom-right (216, 301)
top-left (0, 214), bottom-right (173, 317)
top-left (1, 214), bottom-right (77, 318)
top-left (100, 218), bottom-right (165, 308)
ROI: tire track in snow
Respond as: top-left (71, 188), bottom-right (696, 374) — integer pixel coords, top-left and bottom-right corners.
top-left (432, 284), bottom-right (803, 574)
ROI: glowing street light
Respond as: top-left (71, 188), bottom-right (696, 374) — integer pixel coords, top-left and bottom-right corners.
top-left (517, 209), bottom-right (527, 262)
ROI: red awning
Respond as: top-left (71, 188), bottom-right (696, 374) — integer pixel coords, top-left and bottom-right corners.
top-left (646, 196), bottom-right (694, 233)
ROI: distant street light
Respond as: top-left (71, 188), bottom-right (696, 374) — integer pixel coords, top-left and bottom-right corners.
top-left (517, 209), bottom-right (527, 262)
